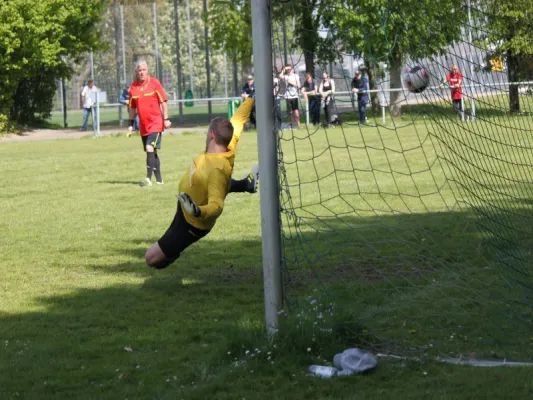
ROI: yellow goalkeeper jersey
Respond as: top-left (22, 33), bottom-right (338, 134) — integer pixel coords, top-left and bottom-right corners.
top-left (178, 98), bottom-right (254, 230)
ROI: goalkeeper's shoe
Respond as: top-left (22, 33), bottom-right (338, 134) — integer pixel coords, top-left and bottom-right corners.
top-left (140, 177), bottom-right (152, 187)
top-left (243, 164), bottom-right (259, 193)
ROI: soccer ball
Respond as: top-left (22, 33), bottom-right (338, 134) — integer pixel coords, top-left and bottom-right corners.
top-left (402, 65), bottom-right (430, 93)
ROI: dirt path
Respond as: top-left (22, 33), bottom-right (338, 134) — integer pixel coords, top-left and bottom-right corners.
top-left (0, 126), bottom-right (206, 143)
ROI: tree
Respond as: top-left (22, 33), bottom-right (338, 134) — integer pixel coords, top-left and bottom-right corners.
top-left (207, 0), bottom-right (322, 79)
top-left (0, 0), bottom-right (104, 131)
top-left (274, 0), bottom-right (322, 75)
top-left (483, 0), bottom-right (533, 113)
top-left (320, 0), bottom-right (466, 116)
top-left (206, 0), bottom-right (253, 83)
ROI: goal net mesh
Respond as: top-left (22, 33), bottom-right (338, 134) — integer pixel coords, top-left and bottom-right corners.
top-left (271, 0), bottom-right (533, 361)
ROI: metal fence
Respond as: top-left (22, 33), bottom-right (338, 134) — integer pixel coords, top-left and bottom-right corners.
top-left (53, 1), bottom-right (242, 124)
top-left (53, 1), bottom-right (533, 129)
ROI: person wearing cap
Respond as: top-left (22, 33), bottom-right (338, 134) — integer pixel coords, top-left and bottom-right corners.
top-left (301, 73), bottom-right (320, 126)
top-left (351, 69), bottom-right (369, 124)
top-left (241, 75), bottom-right (256, 128)
top-left (120, 83), bottom-right (138, 132)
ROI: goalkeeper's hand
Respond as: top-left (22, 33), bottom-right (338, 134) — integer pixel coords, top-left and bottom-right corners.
top-left (177, 192), bottom-right (201, 217)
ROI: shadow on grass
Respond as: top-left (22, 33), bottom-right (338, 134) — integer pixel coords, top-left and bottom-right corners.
top-left (0, 276), bottom-right (265, 399)
top-left (99, 180), bottom-right (141, 186)
top-left (1, 205), bottom-right (532, 398)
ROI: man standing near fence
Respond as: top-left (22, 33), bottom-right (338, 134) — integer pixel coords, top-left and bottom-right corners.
top-left (81, 79), bottom-right (98, 132)
top-left (351, 69), bottom-right (369, 125)
top-left (273, 74), bottom-right (282, 130)
top-left (120, 83), bottom-right (138, 133)
top-left (302, 73), bottom-right (320, 126)
top-left (128, 60), bottom-right (171, 187)
top-left (279, 64), bottom-right (301, 128)
top-left (440, 64), bottom-right (463, 119)
top-left (241, 75), bottom-right (256, 129)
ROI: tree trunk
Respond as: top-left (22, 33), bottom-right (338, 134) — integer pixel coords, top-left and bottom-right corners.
top-left (241, 58), bottom-right (253, 85)
top-left (389, 51), bottom-right (403, 117)
top-left (300, 2), bottom-right (317, 75)
top-left (365, 59), bottom-right (380, 114)
top-left (304, 51), bottom-right (315, 77)
top-left (232, 56), bottom-right (239, 97)
top-left (112, 0), bottom-right (123, 124)
top-left (507, 53), bottom-right (520, 113)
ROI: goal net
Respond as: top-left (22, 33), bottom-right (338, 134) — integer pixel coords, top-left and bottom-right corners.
top-left (271, 0), bottom-right (533, 361)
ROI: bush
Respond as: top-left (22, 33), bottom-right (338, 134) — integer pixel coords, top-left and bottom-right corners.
top-left (10, 70), bottom-right (57, 125)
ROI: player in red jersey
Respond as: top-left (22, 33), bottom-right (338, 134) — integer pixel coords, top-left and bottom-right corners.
top-left (128, 60), bottom-right (171, 186)
top-left (441, 64), bottom-right (464, 119)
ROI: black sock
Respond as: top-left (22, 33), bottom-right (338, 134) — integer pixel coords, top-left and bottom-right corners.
top-left (146, 152), bottom-right (156, 180)
top-left (154, 152), bottom-right (162, 182)
top-left (230, 178), bottom-right (249, 193)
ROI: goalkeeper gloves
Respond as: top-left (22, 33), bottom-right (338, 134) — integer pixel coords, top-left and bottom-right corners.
top-left (177, 192), bottom-right (201, 217)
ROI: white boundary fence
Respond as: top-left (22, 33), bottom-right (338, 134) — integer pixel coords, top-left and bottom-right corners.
top-left (86, 81), bottom-right (533, 135)
top-left (298, 81), bottom-right (533, 126)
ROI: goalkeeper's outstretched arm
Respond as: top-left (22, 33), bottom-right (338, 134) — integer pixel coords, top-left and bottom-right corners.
top-left (227, 98), bottom-right (255, 154)
top-left (179, 169), bottom-right (230, 221)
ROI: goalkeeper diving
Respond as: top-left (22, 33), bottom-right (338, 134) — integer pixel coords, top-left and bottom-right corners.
top-left (145, 98), bottom-right (258, 269)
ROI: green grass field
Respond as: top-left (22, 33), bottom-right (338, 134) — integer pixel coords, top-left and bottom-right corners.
top-left (2, 108), bottom-right (533, 399)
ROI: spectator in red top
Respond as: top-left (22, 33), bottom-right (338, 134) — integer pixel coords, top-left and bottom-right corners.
top-left (440, 64), bottom-right (463, 119)
top-left (128, 60), bottom-right (171, 186)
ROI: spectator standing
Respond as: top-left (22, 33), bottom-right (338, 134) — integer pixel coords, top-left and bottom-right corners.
top-left (351, 69), bottom-right (370, 124)
top-left (241, 75), bottom-right (256, 128)
top-left (273, 74), bottom-right (282, 130)
top-left (119, 84), bottom-right (138, 133)
top-left (279, 64), bottom-right (301, 128)
top-left (127, 60), bottom-right (171, 187)
top-left (319, 72), bottom-right (337, 126)
top-left (81, 79), bottom-right (98, 132)
top-left (302, 73), bottom-right (320, 126)
top-left (440, 64), bottom-right (463, 119)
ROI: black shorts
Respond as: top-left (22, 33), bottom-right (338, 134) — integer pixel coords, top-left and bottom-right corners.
top-left (141, 132), bottom-right (162, 151)
top-left (158, 204), bottom-right (210, 260)
top-left (286, 98), bottom-right (299, 111)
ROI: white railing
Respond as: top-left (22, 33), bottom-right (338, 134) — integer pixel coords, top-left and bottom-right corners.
top-left (89, 81), bottom-right (533, 135)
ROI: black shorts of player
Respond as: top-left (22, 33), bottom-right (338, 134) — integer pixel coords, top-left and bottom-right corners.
top-left (286, 98), bottom-right (299, 111)
top-left (141, 132), bottom-right (162, 151)
top-left (157, 203), bottom-right (210, 267)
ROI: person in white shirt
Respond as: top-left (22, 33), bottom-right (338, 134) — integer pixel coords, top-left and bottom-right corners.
top-left (279, 64), bottom-right (301, 128)
top-left (81, 79), bottom-right (98, 132)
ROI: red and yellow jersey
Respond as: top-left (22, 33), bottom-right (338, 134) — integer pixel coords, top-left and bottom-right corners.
top-left (178, 98), bottom-right (254, 230)
top-left (446, 72), bottom-right (463, 100)
top-left (128, 77), bottom-right (168, 136)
